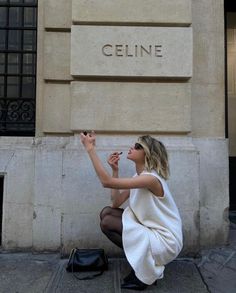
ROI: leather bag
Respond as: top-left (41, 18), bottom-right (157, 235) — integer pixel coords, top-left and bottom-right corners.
top-left (66, 248), bottom-right (108, 280)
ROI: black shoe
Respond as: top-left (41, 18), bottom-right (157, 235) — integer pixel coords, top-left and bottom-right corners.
top-left (121, 274), bottom-right (148, 291)
top-left (123, 269), bottom-right (135, 283)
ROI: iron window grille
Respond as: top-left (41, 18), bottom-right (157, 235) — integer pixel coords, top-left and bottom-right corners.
top-left (0, 0), bottom-right (37, 136)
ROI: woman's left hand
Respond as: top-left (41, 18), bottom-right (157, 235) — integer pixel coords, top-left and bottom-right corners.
top-left (80, 131), bottom-right (96, 152)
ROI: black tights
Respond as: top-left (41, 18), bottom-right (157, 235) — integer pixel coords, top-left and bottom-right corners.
top-left (100, 206), bottom-right (124, 249)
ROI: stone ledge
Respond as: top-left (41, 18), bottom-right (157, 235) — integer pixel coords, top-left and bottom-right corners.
top-left (72, 0), bottom-right (192, 25)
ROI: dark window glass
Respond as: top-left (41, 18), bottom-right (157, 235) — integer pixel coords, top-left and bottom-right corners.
top-left (0, 7), bottom-right (7, 26)
top-left (7, 53), bottom-right (21, 74)
top-left (0, 30), bottom-right (6, 50)
top-left (22, 76), bottom-right (34, 98)
top-left (24, 0), bottom-right (37, 4)
top-left (0, 53), bottom-right (4, 74)
top-left (23, 53), bottom-right (35, 75)
top-left (7, 76), bottom-right (20, 97)
top-left (0, 1), bottom-right (37, 135)
top-left (0, 76), bottom-right (4, 97)
top-left (24, 7), bottom-right (36, 27)
top-left (23, 30), bottom-right (36, 51)
top-left (9, 7), bottom-right (22, 27)
top-left (8, 30), bottom-right (22, 50)
top-left (9, 0), bottom-right (23, 4)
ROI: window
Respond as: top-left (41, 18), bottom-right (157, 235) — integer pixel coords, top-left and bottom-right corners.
top-left (0, 0), bottom-right (37, 136)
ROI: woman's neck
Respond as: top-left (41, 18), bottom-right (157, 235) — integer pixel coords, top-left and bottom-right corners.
top-left (136, 164), bottom-right (145, 175)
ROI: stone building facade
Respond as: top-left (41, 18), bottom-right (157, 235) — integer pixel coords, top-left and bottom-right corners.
top-left (0, 0), bottom-right (230, 256)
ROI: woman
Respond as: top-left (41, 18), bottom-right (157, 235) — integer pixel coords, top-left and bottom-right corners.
top-left (80, 131), bottom-right (183, 291)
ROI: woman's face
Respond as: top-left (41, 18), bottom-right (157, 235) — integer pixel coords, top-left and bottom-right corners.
top-left (127, 142), bottom-right (146, 164)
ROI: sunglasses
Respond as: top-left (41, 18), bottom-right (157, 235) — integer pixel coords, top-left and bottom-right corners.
top-left (134, 143), bottom-right (143, 150)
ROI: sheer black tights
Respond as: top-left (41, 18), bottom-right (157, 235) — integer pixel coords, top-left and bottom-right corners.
top-left (100, 206), bottom-right (124, 249)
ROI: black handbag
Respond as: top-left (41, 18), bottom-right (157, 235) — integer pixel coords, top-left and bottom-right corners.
top-left (66, 248), bottom-right (108, 280)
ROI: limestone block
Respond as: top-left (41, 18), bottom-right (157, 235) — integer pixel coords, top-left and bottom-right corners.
top-left (192, 0), bottom-right (224, 33)
top-left (62, 213), bottom-right (103, 250)
top-left (200, 206), bottom-right (229, 247)
top-left (168, 148), bottom-right (199, 211)
top-left (193, 138), bottom-right (229, 246)
top-left (168, 145), bottom-right (200, 252)
top-left (72, 0), bottom-right (192, 25)
top-left (43, 83), bottom-right (72, 133)
top-left (193, 139), bottom-right (229, 208)
top-left (191, 83), bottom-right (225, 137)
top-left (34, 148), bottom-right (63, 208)
top-left (0, 137), bottom-right (33, 148)
top-left (44, 0), bottom-right (72, 29)
top-left (44, 32), bottom-right (71, 80)
top-left (0, 150), bottom-right (15, 173)
top-left (61, 211), bottom-right (124, 256)
top-left (3, 149), bottom-right (34, 205)
top-left (179, 209), bottom-right (200, 253)
top-left (71, 26), bottom-right (192, 78)
top-left (2, 203), bottom-right (33, 248)
top-left (61, 149), bottom-right (111, 214)
top-left (33, 205), bottom-right (61, 250)
top-left (70, 81), bottom-right (191, 133)
top-left (192, 31), bottom-right (224, 84)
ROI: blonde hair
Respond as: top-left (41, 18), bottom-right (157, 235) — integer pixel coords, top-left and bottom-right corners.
top-left (138, 135), bottom-right (170, 180)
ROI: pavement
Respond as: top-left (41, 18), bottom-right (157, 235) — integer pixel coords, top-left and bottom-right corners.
top-left (0, 222), bottom-right (235, 293)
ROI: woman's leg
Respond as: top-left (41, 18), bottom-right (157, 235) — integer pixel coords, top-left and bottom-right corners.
top-left (100, 206), bottom-right (124, 249)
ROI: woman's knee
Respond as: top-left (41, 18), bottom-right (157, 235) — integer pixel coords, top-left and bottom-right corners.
top-left (100, 213), bottom-right (123, 233)
top-left (100, 214), bottom-right (121, 232)
top-left (100, 214), bottom-right (112, 232)
top-left (99, 206), bottom-right (113, 220)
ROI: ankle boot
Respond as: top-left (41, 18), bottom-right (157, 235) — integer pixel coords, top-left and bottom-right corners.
top-left (123, 269), bottom-right (135, 283)
top-left (121, 274), bottom-right (148, 291)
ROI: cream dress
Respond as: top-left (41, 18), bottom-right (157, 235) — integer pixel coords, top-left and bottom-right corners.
top-left (122, 170), bottom-right (183, 285)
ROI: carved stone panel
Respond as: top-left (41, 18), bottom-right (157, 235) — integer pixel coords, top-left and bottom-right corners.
top-left (71, 26), bottom-right (192, 78)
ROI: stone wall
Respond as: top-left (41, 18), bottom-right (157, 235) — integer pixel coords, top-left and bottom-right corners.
top-left (0, 135), bottom-right (228, 255)
top-left (0, 0), bottom-right (229, 255)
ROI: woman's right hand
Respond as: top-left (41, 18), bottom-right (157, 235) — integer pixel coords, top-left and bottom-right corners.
top-left (107, 152), bottom-right (121, 172)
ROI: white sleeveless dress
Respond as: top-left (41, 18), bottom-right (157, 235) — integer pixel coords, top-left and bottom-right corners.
top-left (122, 170), bottom-right (183, 285)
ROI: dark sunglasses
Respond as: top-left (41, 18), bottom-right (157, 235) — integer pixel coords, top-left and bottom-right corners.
top-left (134, 143), bottom-right (143, 150)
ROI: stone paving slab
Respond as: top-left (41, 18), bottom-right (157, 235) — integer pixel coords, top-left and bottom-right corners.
top-left (119, 259), bottom-right (208, 293)
top-left (0, 253), bottom-right (209, 293)
top-left (1, 247), bottom-right (236, 293)
top-left (48, 258), bottom-right (208, 293)
top-left (0, 253), bottom-right (59, 293)
top-left (47, 259), bottom-right (116, 293)
top-left (196, 246), bottom-right (236, 293)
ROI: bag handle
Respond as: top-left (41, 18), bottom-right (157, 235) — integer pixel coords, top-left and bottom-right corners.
top-left (71, 249), bottom-right (106, 280)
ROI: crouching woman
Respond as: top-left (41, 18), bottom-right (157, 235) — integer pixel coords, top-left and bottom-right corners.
top-left (80, 132), bottom-right (183, 291)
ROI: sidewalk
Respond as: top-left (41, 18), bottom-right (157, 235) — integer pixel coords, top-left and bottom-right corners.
top-left (0, 223), bottom-right (235, 293)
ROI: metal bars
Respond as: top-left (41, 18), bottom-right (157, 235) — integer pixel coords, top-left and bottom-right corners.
top-left (0, 0), bottom-right (37, 136)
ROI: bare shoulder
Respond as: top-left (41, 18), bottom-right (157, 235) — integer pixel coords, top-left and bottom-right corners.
top-left (140, 173), bottom-right (164, 197)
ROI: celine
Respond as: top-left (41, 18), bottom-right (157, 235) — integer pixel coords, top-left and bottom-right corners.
top-left (102, 44), bottom-right (163, 57)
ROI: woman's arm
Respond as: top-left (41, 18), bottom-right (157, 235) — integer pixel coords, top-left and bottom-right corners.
top-left (80, 132), bottom-right (160, 192)
top-left (111, 189), bottom-right (130, 208)
top-left (108, 153), bottom-right (122, 202)
top-left (107, 152), bottom-right (130, 207)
